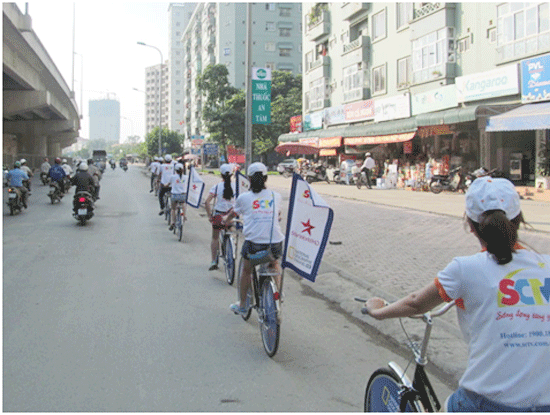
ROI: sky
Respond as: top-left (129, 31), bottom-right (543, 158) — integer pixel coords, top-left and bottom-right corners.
top-left (14, 1), bottom-right (172, 143)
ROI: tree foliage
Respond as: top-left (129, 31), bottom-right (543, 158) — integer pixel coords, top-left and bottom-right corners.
top-left (145, 127), bottom-right (184, 157)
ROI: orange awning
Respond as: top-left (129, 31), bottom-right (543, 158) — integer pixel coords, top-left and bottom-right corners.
top-left (344, 131), bottom-right (416, 146)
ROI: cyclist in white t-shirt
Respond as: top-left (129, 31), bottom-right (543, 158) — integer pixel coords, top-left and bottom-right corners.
top-left (149, 157), bottom-right (161, 193)
top-left (167, 163), bottom-right (188, 231)
top-left (224, 162), bottom-right (285, 316)
top-left (364, 177), bottom-right (550, 412)
top-left (205, 164), bottom-right (236, 270)
top-left (157, 155), bottom-right (175, 215)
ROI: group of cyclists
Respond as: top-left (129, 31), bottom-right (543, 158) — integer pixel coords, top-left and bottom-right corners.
top-left (144, 154), bottom-right (550, 412)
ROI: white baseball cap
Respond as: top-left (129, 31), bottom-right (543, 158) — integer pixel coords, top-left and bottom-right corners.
top-left (165, 154), bottom-right (172, 162)
top-left (220, 164), bottom-right (232, 175)
top-left (247, 162), bottom-right (267, 176)
top-left (175, 163), bottom-right (184, 171)
top-left (465, 177), bottom-right (521, 223)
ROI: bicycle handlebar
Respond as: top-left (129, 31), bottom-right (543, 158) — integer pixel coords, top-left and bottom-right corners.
top-left (354, 297), bottom-right (457, 318)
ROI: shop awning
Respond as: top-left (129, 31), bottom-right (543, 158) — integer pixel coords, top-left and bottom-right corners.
top-left (319, 136), bottom-right (342, 148)
top-left (485, 102), bottom-right (550, 131)
top-left (275, 142), bottom-right (319, 155)
top-left (415, 105), bottom-right (520, 127)
top-left (344, 131), bottom-right (416, 146)
top-left (343, 117), bottom-right (417, 137)
top-left (278, 126), bottom-right (347, 143)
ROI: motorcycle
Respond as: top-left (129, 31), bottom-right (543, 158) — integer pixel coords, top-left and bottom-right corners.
top-left (110, 162), bottom-right (116, 170)
top-left (304, 164), bottom-right (330, 184)
top-left (429, 166), bottom-right (466, 194)
top-left (63, 176), bottom-right (72, 192)
top-left (73, 191), bottom-right (94, 225)
top-left (354, 170), bottom-right (372, 189)
top-left (122, 164), bottom-right (128, 172)
top-left (7, 186), bottom-right (25, 215)
top-left (40, 172), bottom-right (50, 185)
top-left (464, 167), bottom-right (498, 188)
top-left (48, 181), bottom-right (64, 204)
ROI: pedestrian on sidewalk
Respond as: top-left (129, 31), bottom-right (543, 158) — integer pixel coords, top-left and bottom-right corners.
top-left (361, 152), bottom-right (375, 189)
top-left (364, 176), bottom-right (550, 412)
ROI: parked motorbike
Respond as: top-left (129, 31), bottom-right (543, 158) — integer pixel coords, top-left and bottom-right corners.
top-left (40, 172), bottom-right (50, 185)
top-left (48, 181), bottom-right (64, 204)
top-left (6, 186), bottom-right (25, 215)
top-left (73, 191), bottom-right (94, 225)
top-left (429, 166), bottom-right (466, 194)
top-left (279, 165), bottom-right (295, 178)
top-left (464, 167), bottom-right (498, 188)
top-left (304, 164), bottom-right (330, 184)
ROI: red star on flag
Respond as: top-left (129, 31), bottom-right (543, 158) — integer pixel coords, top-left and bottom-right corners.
top-left (301, 219), bottom-right (315, 235)
top-left (192, 184), bottom-right (197, 190)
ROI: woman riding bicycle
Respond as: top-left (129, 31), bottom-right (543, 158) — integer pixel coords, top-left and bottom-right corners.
top-left (364, 176), bottom-right (550, 412)
top-left (224, 162), bottom-right (285, 316)
top-left (205, 164), bottom-right (236, 271)
top-left (168, 163), bottom-right (188, 231)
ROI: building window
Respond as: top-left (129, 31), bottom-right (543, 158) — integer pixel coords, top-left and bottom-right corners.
top-left (265, 42), bottom-right (276, 52)
top-left (343, 63), bottom-right (364, 102)
top-left (457, 36), bottom-right (471, 52)
top-left (305, 50), bottom-right (314, 71)
top-left (310, 77), bottom-right (326, 110)
top-left (372, 9), bottom-right (387, 41)
top-left (396, 3), bottom-right (413, 30)
top-left (266, 22), bottom-right (275, 31)
top-left (397, 56), bottom-right (412, 88)
top-left (412, 27), bottom-right (454, 83)
top-left (487, 27), bottom-right (497, 43)
top-left (372, 64), bottom-right (386, 94)
top-left (279, 28), bottom-right (291, 37)
top-left (279, 48), bottom-right (291, 57)
top-left (280, 8), bottom-right (291, 17)
top-left (266, 3), bottom-right (275, 11)
top-left (497, 2), bottom-right (550, 61)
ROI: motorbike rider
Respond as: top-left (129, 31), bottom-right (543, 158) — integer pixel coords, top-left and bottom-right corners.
top-left (61, 159), bottom-right (73, 177)
top-left (41, 157), bottom-right (51, 174)
top-left (360, 152), bottom-right (375, 189)
top-left (6, 161), bottom-right (29, 208)
top-left (149, 157), bottom-right (161, 193)
top-left (87, 158), bottom-right (101, 200)
top-left (109, 159), bottom-right (116, 169)
top-left (71, 162), bottom-right (95, 194)
top-left (158, 154), bottom-right (175, 215)
top-left (19, 159), bottom-right (33, 192)
top-left (48, 158), bottom-right (67, 193)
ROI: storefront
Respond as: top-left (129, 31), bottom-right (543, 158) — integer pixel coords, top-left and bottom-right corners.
top-left (318, 136), bottom-right (342, 167)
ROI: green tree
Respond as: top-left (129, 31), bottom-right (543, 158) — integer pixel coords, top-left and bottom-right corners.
top-left (196, 64), bottom-right (240, 160)
top-left (145, 127), bottom-right (183, 157)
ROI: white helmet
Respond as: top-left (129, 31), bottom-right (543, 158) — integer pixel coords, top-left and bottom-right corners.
top-left (165, 154), bottom-right (172, 162)
top-left (79, 162), bottom-right (89, 171)
top-left (62, 159), bottom-right (67, 163)
top-left (20, 158), bottom-right (27, 164)
top-left (365, 152), bottom-right (371, 157)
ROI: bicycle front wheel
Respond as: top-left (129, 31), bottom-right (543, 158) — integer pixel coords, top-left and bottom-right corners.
top-left (224, 236), bottom-right (235, 285)
top-left (260, 278), bottom-right (280, 357)
top-left (364, 368), bottom-right (420, 412)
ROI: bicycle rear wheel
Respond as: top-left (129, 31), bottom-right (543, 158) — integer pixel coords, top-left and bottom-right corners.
top-left (364, 368), bottom-right (420, 412)
top-left (260, 277), bottom-right (280, 357)
top-left (224, 236), bottom-right (235, 285)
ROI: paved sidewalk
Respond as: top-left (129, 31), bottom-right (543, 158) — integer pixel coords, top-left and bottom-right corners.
top-left (142, 167), bottom-right (549, 385)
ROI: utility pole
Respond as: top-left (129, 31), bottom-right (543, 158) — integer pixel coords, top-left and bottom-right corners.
top-left (244, 3), bottom-right (252, 172)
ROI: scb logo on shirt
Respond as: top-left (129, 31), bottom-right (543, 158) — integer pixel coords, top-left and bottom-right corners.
top-left (498, 268), bottom-right (550, 307)
top-left (252, 199), bottom-right (273, 209)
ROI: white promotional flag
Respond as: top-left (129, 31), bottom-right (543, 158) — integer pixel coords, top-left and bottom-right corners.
top-left (282, 173), bottom-right (333, 282)
top-left (235, 170), bottom-right (250, 198)
top-left (186, 166), bottom-right (205, 208)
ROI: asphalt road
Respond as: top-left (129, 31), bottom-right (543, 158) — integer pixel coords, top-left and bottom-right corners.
top-left (3, 166), bottom-right (454, 411)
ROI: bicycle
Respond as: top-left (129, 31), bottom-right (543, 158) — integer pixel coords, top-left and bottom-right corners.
top-left (153, 176), bottom-right (160, 196)
top-left (237, 255), bottom-right (282, 357)
top-left (172, 199), bottom-right (186, 242)
top-left (355, 171), bottom-right (372, 189)
top-left (216, 219), bottom-right (240, 285)
top-left (355, 298), bottom-right (457, 412)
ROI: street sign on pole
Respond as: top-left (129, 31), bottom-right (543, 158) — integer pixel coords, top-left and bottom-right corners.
top-left (252, 67), bottom-right (272, 124)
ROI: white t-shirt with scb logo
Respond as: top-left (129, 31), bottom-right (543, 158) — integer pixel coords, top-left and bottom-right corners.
top-left (234, 189), bottom-right (284, 244)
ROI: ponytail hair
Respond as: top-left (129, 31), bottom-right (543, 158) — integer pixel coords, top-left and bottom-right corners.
top-left (222, 173), bottom-right (234, 200)
top-left (249, 172), bottom-right (267, 193)
top-left (469, 210), bottom-right (523, 265)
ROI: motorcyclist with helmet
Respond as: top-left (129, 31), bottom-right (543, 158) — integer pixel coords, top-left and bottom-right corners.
top-left (71, 162), bottom-right (95, 195)
top-left (48, 158), bottom-right (67, 193)
top-left (61, 159), bottom-right (73, 177)
top-left (87, 158), bottom-right (101, 200)
top-left (360, 152), bottom-right (375, 189)
top-left (19, 159), bottom-right (33, 191)
top-left (6, 161), bottom-right (29, 208)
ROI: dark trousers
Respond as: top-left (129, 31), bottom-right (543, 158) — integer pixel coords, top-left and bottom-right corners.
top-left (150, 174), bottom-right (156, 190)
top-left (361, 168), bottom-right (373, 188)
top-left (159, 186), bottom-right (170, 210)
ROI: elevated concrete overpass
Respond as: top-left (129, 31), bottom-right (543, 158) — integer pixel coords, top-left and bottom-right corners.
top-left (3, 3), bottom-right (80, 169)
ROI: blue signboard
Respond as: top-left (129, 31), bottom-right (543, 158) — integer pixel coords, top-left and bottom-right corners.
top-left (203, 143), bottom-right (219, 156)
top-left (521, 53), bottom-right (550, 103)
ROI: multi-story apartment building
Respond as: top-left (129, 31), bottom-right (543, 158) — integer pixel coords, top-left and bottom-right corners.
top-left (281, 2), bottom-right (549, 185)
top-left (181, 2), bottom-right (303, 147)
top-left (168, 3), bottom-right (196, 136)
top-left (144, 62), bottom-right (169, 136)
top-left (89, 98), bottom-right (120, 143)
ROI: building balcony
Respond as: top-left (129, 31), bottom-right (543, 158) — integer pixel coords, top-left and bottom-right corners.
top-left (341, 3), bottom-right (369, 21)
top-left (496, 34), bottom-right (550, 64)
top-left (342, 36), bottom-right (369, 66)
top-left (307, 55), bottom-right (330, 79)
top-left (412, 62), bottom-right (456, 86)
top-left (306, 10), bottom-right (330, 41)
top-left (343, 87), bottom-right (369, 103)
top-left (411, 3), bottom-right (456, 23)
top-left (309, 98), bottom-right (330, 112)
